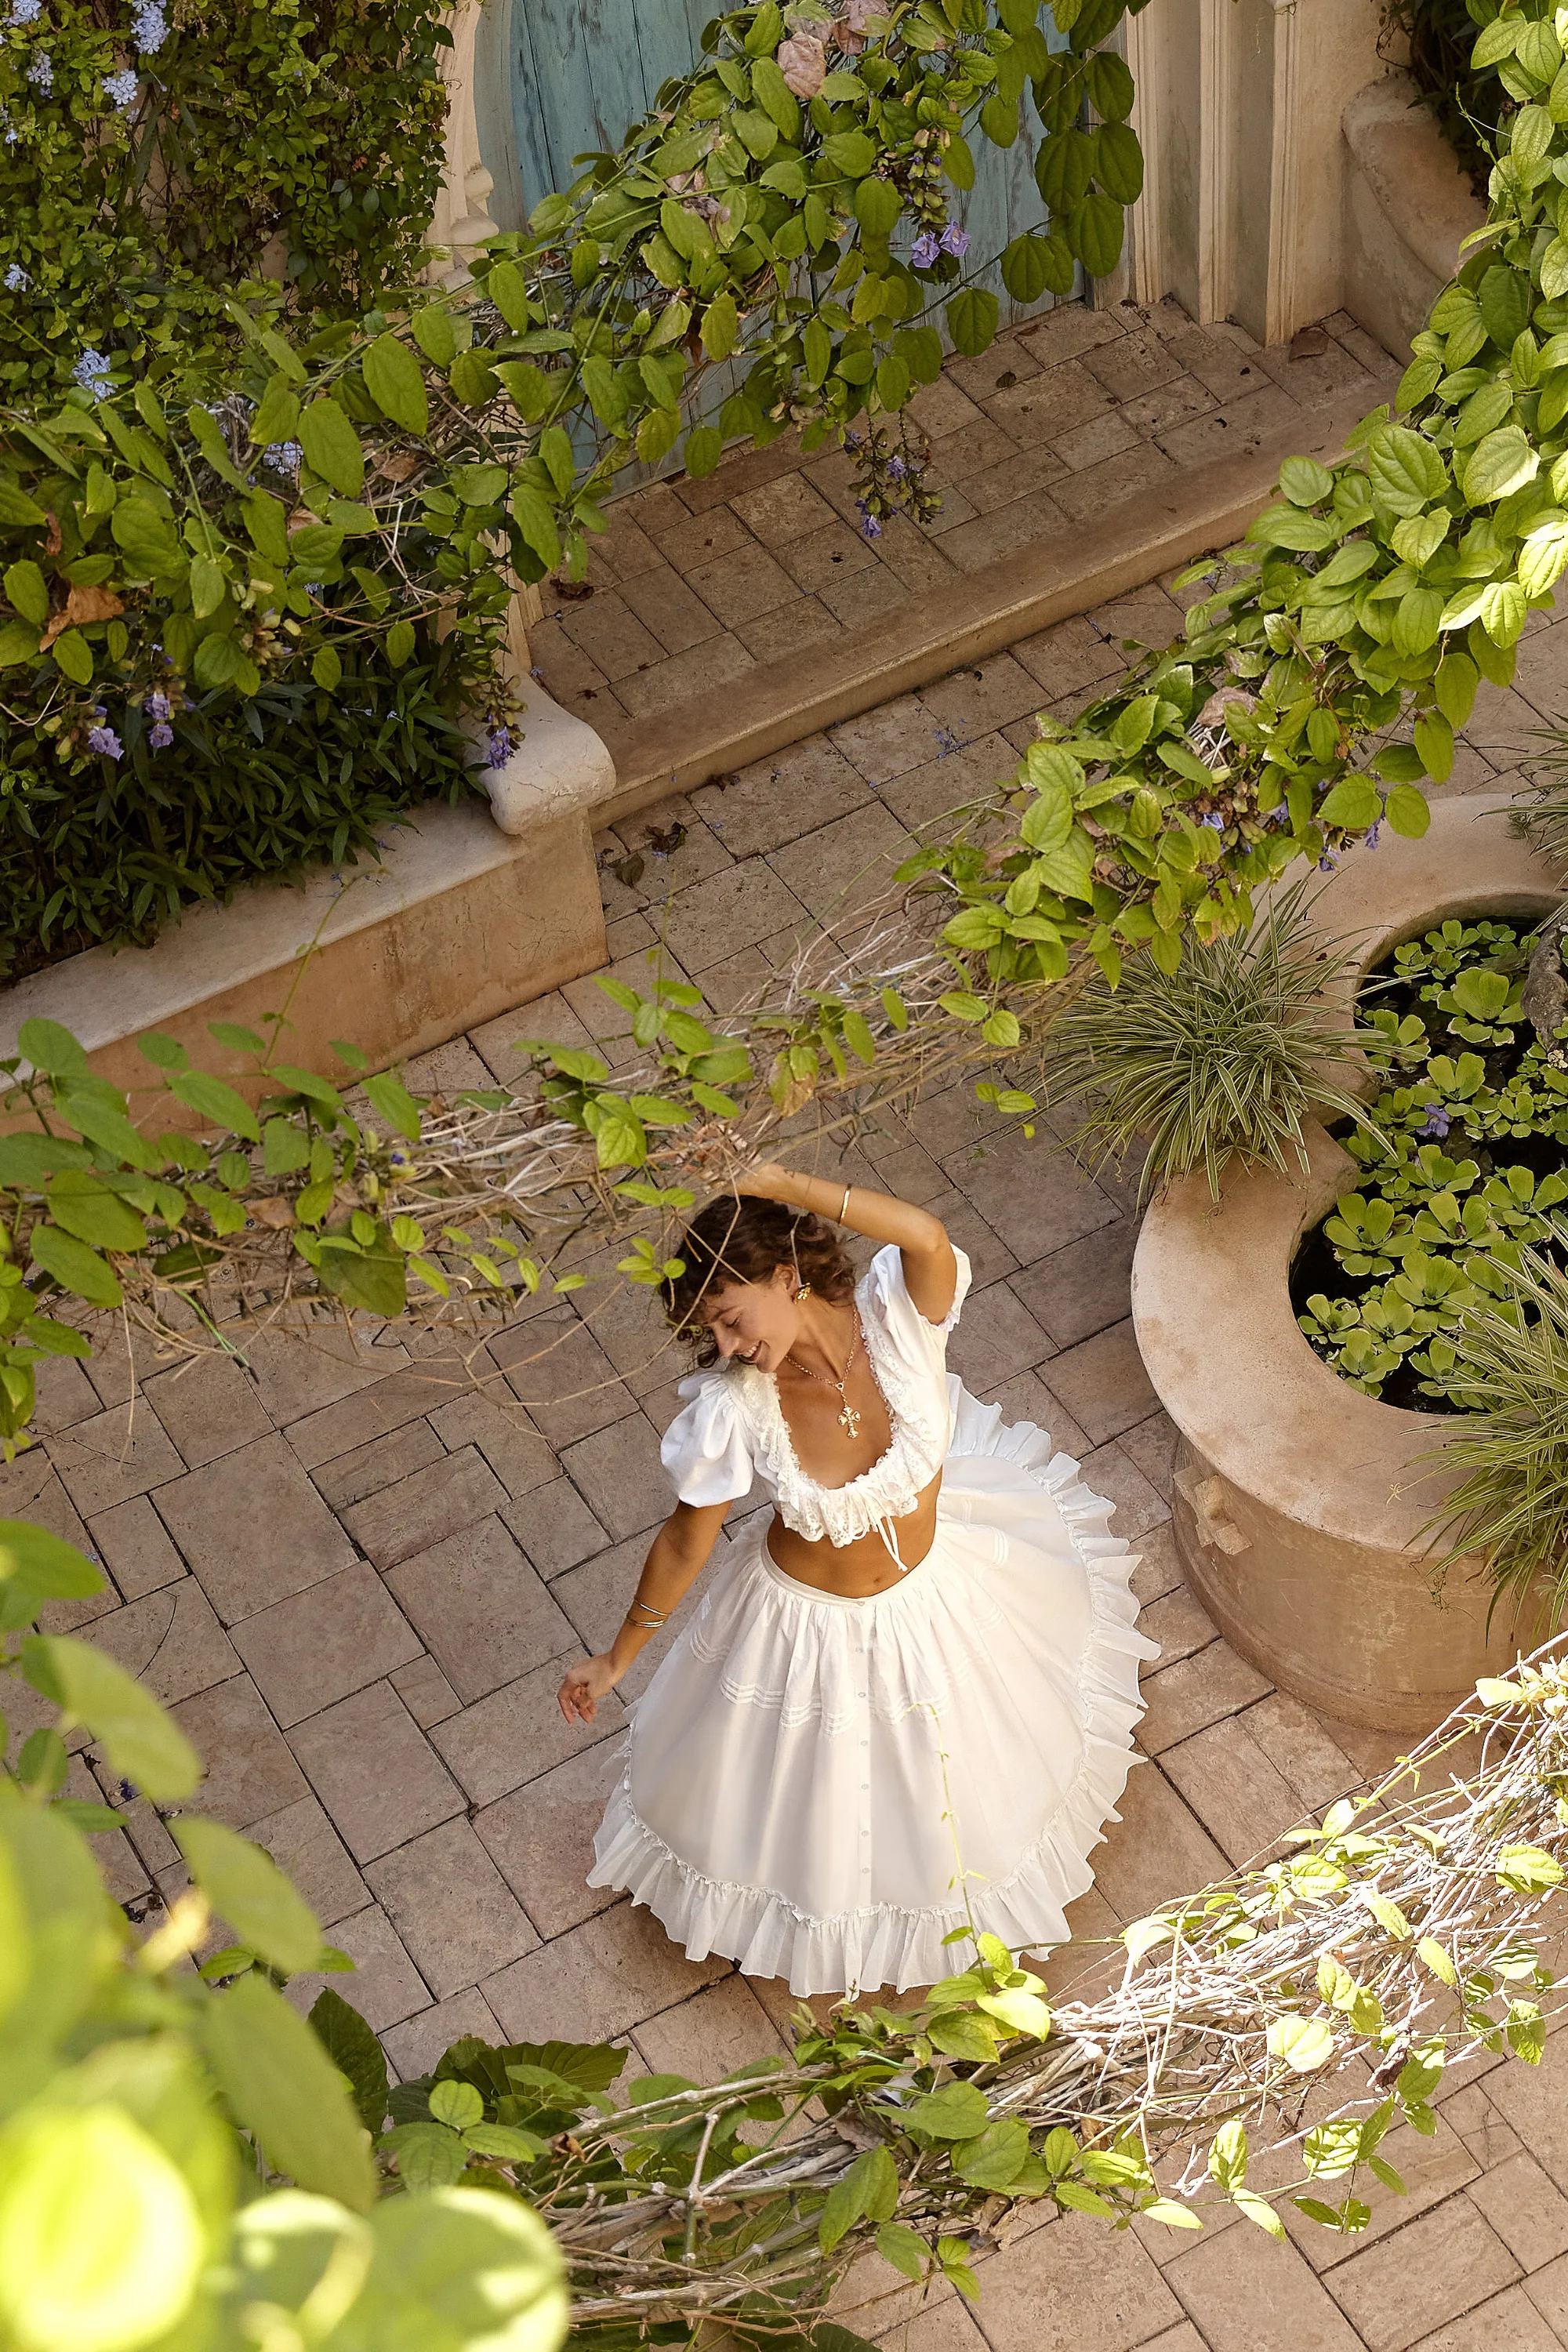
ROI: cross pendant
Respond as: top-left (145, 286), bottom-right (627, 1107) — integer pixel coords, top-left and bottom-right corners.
top-left (838, 1400), bottom-right (861, 1438)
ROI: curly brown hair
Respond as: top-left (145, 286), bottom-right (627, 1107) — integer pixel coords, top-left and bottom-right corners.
top-left (662, 1196), bottom-right (857, 1366)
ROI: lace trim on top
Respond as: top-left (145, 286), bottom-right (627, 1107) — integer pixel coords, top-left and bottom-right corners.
top-left (731, 1250), bottom-right (956, 1548)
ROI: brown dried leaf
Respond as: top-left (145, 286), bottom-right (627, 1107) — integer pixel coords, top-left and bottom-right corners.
top-left (40, 583), bottom-right (125, 649)
top-left (251, 1196), bottom-right (295, 1229)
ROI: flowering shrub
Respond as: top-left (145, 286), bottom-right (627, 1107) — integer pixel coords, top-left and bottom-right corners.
top-left (0, 0), bottom-right (1159, 964)
top-left (0, 0), bottom-right (452, 399)
top-left (7, 0), bottom-right (1568, 1399)
top-left (1295, 915), bottom-right (1568, 1403)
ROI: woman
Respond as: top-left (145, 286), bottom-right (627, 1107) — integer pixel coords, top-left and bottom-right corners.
top-left (557, 1163), bottom-right (1156, 1997)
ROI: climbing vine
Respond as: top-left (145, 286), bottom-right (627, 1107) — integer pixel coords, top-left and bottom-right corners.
top-left (2, 1509), bottom-right (1566, 2345)
top-left (0, 0), bottom-right (1149, 960)
top-left (4, 0), bottom-right (1568, 1439)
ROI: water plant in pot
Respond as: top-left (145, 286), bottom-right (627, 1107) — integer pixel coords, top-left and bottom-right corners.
top-left (1085, 797), bottom-right (1568, 1729)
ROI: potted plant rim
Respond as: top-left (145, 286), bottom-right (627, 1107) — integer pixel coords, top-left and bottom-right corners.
top-left (1123, 797), bottom-right (1566, 1730)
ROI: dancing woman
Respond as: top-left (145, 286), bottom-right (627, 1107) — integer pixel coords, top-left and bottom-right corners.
top-left (557, 1163), bottom-right (1156, 1997)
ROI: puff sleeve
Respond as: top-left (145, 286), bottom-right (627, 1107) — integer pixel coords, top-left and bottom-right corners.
top-left (659, 1372), bottom-right (755, 1508)
top-left (865, 1241), bottom-right (973, 1353)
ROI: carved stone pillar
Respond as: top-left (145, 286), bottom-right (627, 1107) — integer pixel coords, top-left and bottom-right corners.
top-left (1125, 0), bottom-right (1395, 345)
top-left (428, 0), bottom-right (502, 287)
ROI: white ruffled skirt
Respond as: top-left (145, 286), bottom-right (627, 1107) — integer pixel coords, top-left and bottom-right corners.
top-left (588, 1381), bottom-right (1159, 1994)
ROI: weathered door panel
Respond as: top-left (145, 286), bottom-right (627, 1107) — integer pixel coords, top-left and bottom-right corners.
top-left (502, 1), bottom-right (1079, 330)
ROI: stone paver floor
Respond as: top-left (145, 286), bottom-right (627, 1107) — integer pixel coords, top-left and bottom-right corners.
top-left (9, 575), bottom-right (1568, 2351)
top-left (528, 293), bottom-right (1401, 759)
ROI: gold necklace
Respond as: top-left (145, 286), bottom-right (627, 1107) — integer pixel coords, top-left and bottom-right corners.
top-left (786, 1319), bottom-right (863, 1439)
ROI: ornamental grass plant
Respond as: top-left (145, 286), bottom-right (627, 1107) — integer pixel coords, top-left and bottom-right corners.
top-left (1425, 1240), bottom-right (1568, 1627)
top-left (1039, 885), bottom-right (1371, 1203)
top-left (1509, 719), bottom-right (1568, 872)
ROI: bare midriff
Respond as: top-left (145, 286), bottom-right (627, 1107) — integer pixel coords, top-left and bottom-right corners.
top-left (763, 1467), bottom-right (943, 1597)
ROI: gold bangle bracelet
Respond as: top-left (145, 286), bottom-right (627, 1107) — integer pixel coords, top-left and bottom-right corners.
top-left (627, 1599), bottom-right (668, 1627)
top-left (840, 1183), bottom-right (852, 1223)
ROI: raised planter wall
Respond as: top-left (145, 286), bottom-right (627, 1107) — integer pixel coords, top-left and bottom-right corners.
top-left (0, 669), bottom-right (619, 1106)
top-left (1131, 801), bottom-right (1564, 1730)
top-left (1341, 71), bottom-right (1486, 365)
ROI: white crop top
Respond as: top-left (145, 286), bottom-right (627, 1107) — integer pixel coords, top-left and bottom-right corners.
top-left (659, 1243), bottom-right (971, 1548)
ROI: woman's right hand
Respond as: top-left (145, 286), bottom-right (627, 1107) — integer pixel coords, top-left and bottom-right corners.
top-left (557, 1653), bottom-right (622, 1725)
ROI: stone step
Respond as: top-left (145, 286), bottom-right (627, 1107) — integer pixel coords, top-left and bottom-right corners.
top-left (595, 376), bottom-right (1386, 822)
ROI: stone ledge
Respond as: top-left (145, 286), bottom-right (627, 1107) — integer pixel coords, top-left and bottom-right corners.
top-left (1341, 71), bottom-right (1485, 361)
top-left (0, 677), bottom-right (621, 1102)
top-left (597, 381), bottom-right (1388, 821)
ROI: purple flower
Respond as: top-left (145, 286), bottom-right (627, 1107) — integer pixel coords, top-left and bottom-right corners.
top-left (1198, 811), bottom-right (1223, 829)
top-left (87, 725), bottom-right (123, 758)
top-left (486, 726), bottom-right (514, 768)
top-left (910, 230), bottom-right (940, 269)
top-left (144, 690), bottom-right (169, 722)
top-left (132, 1), bottom-right (168, 51)
top-left (148, 720), bottom-right (173, 749)
top-left (938, 222), bottom-right (969, 259)
top-left (886, 454), bottom-right (906, 481)
top-left (1365, 818), bottom-right (1383, 850)
top-left (103, 67), bottom-right (139, 111)
top-left (264, 438), bottom-right (302, 475)
top-left (1317, 853), bottom-right (1338, 873)
top-left (1417, 1105), bottom-right (1451, 1139)
top-left (27, 52), bottom-right (52, 92)
top-left (855, 499), bottom-right (882, 540)
top-left (72, 347), bottom-right (111, 397)
top-left (8, 1), bottom-right (42, 21)
top-left (2, 263), bottom-right (27, 291)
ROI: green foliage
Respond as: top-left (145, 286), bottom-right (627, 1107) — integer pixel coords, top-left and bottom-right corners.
top-left (0, 0), bottom-right (452, 401)
top-left (1379, 0), bottom-right (1512, 198)
top-left (0, 1513), bottom-right (570, 2352)
top-left (1033, 885), bottom-right (1373, 1200)
top-left (1423, 1243), bottom-right (1568, 1624)
top-left (1295, 917), bottom-right (1568, 1410)
top-left (0, 1015), bottom-right (609, 1454)
top-left (1509, 717), bottom-right (1568, 871)
top-left (0, 657), bottom-right (477, 975)
top-left (0, 0), bottom-right (1150, 965)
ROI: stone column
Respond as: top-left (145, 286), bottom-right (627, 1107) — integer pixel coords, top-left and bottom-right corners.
top-left (1126, 0), bottom-right (1394, 344)
top-left (428, 0), bottom-right (503, 287)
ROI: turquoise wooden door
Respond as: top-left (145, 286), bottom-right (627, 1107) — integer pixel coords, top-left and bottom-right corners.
top-left (498, 2), bottom-right (1076, 332)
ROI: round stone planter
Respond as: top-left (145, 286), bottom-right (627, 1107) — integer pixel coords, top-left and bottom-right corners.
top-left (1131, 798), bottom-right (1564, 1730)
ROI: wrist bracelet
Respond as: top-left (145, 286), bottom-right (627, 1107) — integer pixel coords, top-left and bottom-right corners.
top-left (840, 1183), bottom-right (852, 1223)
top-left (627, 1599), bottom-right (669, 1627)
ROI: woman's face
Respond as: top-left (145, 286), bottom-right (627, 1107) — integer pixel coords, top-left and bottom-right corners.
top-left (701, 1265), bottom-right (802, 1373)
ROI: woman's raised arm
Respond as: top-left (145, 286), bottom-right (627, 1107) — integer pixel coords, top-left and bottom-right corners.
top-left (735, 1161), bottom-right (958, 1326)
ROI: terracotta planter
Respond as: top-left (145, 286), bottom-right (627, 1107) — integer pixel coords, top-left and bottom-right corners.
top-left (1131, 800), bottom-right (1563, 1730)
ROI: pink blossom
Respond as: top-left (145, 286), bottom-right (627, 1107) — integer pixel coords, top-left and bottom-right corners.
top-left (776, 31), bottom-right (826, 98)
top-left (831, 0), bottom-right (882, 52)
